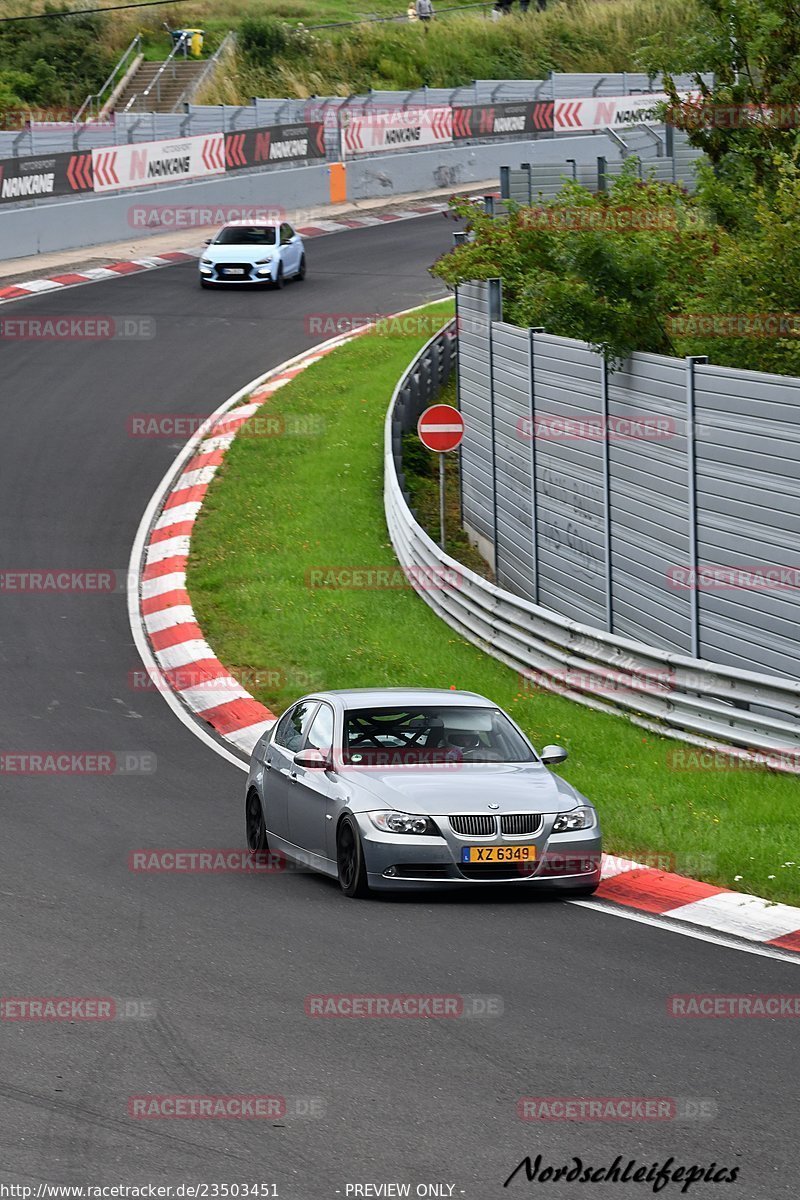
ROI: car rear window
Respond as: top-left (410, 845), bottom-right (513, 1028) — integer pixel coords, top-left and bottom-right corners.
top-left (342, 706), bottom-right (536, 766)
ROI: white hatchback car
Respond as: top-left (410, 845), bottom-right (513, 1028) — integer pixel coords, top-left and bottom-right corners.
top-left (199, 220), bottom-right (306, 288)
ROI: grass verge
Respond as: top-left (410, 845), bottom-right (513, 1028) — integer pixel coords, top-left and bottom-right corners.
top-left (188, 303), bottom-right (800, 905)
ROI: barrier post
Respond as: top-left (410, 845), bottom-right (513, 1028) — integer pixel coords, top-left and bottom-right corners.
top-left (529, 327), bottom-right (545, 604)
top-left (600, 356), bottom-right (613, 633)
top-left (685, 355), bottom-right (707, 657)
top-left (488, 278), bottom-right (503, 578)
top-left (453, 249), bottom-right (467, 526)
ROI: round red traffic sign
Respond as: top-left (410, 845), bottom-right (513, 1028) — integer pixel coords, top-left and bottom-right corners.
top-left (417, 404), bottom-right (465, 453)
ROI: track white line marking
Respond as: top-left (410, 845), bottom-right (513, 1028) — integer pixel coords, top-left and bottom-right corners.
top-left (573, 899), bottom-right (800, 965)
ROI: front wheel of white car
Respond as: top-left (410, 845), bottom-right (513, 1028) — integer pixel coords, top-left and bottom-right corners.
top-left (296, 254), bottom-right (306, 281)
top-left (273, 264), bottom-right (284, 290)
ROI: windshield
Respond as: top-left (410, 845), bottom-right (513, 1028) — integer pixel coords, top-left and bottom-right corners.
top-left (213, 226), bottom-right (277, 246)
top-left (342, 705), bottom-right (536, 766)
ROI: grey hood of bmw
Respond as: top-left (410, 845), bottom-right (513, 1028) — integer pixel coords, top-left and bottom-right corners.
top-left (337, 763), bottom-right (586, 815)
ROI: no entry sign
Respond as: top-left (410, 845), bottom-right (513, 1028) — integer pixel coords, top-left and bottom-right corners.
top-left (417, 404), bottom-right (464, 453)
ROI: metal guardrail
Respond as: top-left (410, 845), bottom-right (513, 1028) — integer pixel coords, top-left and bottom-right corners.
top-left (0, 70), bottom-right (710, 159)
top-left (75, 34), bottom-right (141, 123)
top-left (124, 31), bottom-right (192, 114)
top-left (384, 322), bottom-right (800, 771)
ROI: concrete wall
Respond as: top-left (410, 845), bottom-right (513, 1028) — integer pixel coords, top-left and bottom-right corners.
top-left (0, 135), bottom-right (620, 263)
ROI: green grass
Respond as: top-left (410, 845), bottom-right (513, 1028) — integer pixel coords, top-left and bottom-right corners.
top-left (0, 0), bottom-right (692, 111)
top-left (195, 0), bottom-right (691, 99)
top-left (188, 304), bottom-right (800, 905)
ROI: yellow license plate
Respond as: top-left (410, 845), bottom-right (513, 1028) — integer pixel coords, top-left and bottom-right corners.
top-left (461, 845), bottom-right (537, 864)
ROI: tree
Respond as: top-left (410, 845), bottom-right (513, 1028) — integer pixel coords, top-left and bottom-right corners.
top-left (640, 0), bottom-right (800, 193)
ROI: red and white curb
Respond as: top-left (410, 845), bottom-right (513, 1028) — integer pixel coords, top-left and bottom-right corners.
top-left (129, 319), bottom-right (800, 958)
top-left (0, 202), bottom-right (449, 306)
top-left (129, 329), bottom-right (366, 765)
top-left (0, 251), bottom-right (197, 303)
top-left (596, 855), bottom-right (800, 955)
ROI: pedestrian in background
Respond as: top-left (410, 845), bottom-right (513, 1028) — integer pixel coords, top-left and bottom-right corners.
top-left (416, 0), bottom-right (434, 24)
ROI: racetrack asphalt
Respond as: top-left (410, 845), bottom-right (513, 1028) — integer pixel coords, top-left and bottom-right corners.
top-left (0, 216), bottom-right (797, 1196)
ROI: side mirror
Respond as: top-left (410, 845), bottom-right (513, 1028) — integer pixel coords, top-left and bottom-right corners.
top-left (293, 748), bottom-right (330, 770)
top-left (204, 238), bottom-right (213, 245)
top-left (540, 744), bottom-right (567, 766)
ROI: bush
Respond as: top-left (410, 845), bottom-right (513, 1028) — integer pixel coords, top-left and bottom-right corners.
top-left (433, 160), bottom-right (800, 376)
top-left (0, 10), bottom-right (117, 110)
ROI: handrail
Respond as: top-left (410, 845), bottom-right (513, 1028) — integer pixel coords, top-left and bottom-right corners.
top-left (123, 30), bottom-right (191, 114)
top-left (383, 323), bottom-right (800, 773)
top-left (76, 34), bottom-right (141, 122)
top-left (635, 121), bottom-right (665, 156)
top-left (176, 31), bottom-right (236, 112)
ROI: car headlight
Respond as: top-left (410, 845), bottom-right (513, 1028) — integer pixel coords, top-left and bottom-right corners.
top-left (200, 258), bottom-right (213, 266)
top-left (552, 806), bottom-right (596, 833)
top-left (254, 257), bottom-right (273, 265)
top-left (368, 811), bottom-right (439, 835)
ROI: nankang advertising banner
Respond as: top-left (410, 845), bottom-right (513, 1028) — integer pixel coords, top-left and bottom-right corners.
top-left (340, 106), bottom-right (452, 155)
top-left (91, 133), bottom-right (225, 193)
top-left (554, 93), bottom-right (672, 132)
top-left (0, 150), bottom-right (93, 205)
top-left (225, 123), bottom-right (326, 169)
top-left (452, 102), bottom-right (554, 140)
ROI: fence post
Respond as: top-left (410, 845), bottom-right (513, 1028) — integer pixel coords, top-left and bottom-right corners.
top-left (453, 261), bottom-right (466, 526)
top-left (500, 166), bottom-right (510, 200)
top-left (685, 355), bottom-right (708, 657)
top-left (597, 156), bottom-right (607, 192)
top-left (600, 356), bottom-right (613, 633)
top-left (488, 279), bottom-right (503, 580)
top-left (519, 161), bottom-right (531, 203)
top-left (529, 326), bottom-right (545, 605)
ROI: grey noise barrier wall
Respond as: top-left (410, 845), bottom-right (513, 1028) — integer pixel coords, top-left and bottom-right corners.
top-left (387, 316), bottom-right (800, 767)
top-left (0, 135), bottom-right (620, 262)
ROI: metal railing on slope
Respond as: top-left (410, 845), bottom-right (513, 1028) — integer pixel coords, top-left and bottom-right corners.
top-left (75, 34), bottom-right (141, 123)
top-left (123, 31), bottom-right (192, 114)
top-left (384, 322), bottom-right (800, 771)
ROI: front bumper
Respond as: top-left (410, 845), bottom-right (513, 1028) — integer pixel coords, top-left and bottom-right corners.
top-left (199, 263), bottom-right (275, 284)
top-left (353, 813), bottom-right (602, 892)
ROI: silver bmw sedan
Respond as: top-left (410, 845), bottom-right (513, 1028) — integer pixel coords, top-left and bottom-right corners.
top-left (245, 687), bottom-right (602, 898)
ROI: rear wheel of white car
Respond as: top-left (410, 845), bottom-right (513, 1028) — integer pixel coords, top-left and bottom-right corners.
top-left (337, 817), bottom-right (370, 898)
top-left (296, 254), bottom-right (306, 281)
top-left (274, 264), bottom-right (284, 290)
top-left (245, 789), bottom-right (267, 853)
